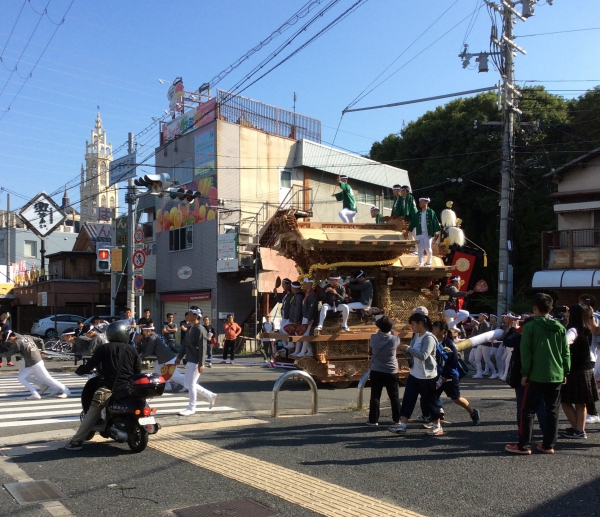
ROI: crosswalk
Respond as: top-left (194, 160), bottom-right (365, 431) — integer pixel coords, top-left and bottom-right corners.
top-left (0, 373), bottom-right (235, 430)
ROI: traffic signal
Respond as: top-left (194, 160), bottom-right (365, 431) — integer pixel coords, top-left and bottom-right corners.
top-left (134, 173), bottom-right (172, 194)
top-left (166, 187), bottom-right (201, 204)
top-left (96, 248), bottom-right (111, 273)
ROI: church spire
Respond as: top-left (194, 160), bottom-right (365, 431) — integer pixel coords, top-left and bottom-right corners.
top-left (95, 110), bottom-right (103, 133)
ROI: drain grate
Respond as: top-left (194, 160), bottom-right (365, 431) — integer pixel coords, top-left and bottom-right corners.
top-left (172, 498), bottom-right (278, 517)
top-left (4, 480), bottom-right (67, 505)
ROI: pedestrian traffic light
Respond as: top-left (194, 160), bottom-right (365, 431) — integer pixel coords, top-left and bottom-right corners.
top-left (134, 173), bottom-right (172, 194)
top-left (96, 248), bottom-right (111, 273)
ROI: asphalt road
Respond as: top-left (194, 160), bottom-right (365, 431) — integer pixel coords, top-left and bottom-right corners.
top-left (0, 363), bottom-right (598, 517)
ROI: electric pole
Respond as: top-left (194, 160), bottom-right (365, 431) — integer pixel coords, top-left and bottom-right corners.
top-left (126, 132), bottom-right (136, 317)
top-left (460, 0), bottom-right (551, 314)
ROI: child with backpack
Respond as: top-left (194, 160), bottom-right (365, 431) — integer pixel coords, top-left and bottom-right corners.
top-left (419, 321), bottom-right (481, 426)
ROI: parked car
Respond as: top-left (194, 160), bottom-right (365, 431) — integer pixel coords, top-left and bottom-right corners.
top-left (82, 315), bottom-right (121, 330)
top-left (31, 314), bottom-right (87, 339)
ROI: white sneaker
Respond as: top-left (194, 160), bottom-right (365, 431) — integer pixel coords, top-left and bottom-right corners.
top-left (295, 350), bottom-right (306, 358)
top-left (586, 414), bottom-right (600, 424)
top-left (209, 393), bottom-right (217, 409)
top-left (472, 374), bottom-right (483, 379)
top-left (25, 392), bottom-right (42, 400)
top-left (178, 409), bottom-right (195, 416)
top-left (314, 325), bottom-right (323, 331)
top-left (425, 261), bottom-right (431, 266)
top-left (482, 371), bottom-right (490, 376)
top-left (56, 387), bottom-right (71, 399)
top-left (341, 326), bottom-right (351, 332)
top-left (489, 373), bottom-right (499, 380)
top-left (180, 388), bottom-right (189, 393)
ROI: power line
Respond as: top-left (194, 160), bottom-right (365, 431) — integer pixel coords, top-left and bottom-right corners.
top-left (515, 27), bottom-right (600, 38)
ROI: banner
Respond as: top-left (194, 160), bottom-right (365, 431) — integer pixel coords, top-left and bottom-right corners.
top-left (448, 252), bottom-right (477, 310)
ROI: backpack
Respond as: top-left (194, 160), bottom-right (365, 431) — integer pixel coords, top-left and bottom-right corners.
top-left (435, 342), bottom-right (448, 375)
top-left (456, 357), bottom-right (469, 379)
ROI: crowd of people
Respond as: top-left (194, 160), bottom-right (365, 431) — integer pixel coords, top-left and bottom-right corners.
top-left (367, 293), bottom-right (599, 454)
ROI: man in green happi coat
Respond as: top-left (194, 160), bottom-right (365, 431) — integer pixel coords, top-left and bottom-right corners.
top-left (332, 175), bottom-right (357, 223)
top-left (406, 197), bottom-right (441, 266)
top-left (370, 206), bottom-right (385, 224)
top-left (400, 185), bottom-right (418, 221)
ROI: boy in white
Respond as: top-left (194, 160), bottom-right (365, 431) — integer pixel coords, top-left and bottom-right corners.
top-left (1, 331), bottom-right (70, 399)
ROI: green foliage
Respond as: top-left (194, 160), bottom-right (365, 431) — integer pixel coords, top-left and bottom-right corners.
top-left (369, 86), bottom-right (600, 309)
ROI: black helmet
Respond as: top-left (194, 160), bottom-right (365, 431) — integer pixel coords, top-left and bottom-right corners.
top-left (106, 320), bottom-right (131, 344)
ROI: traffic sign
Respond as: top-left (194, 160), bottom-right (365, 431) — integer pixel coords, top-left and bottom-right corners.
top-left (135, 290), bottom-right (144, 297)
top-left (132, 250), bottom-right (146, 269)
top-left (134, 229), bottom-right (144, 243)
top-left (134, 275), bottom-right (145, 290)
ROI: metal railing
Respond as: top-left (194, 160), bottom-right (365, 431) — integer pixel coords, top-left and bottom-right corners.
top-left (271, 370), bottom-right (318, 417)
top-left (542, 228), bottom-right (600, 268)
top-left (356, 371), bottom-right (371, 410)
top-left (217, 90), bottom-right (321, 143)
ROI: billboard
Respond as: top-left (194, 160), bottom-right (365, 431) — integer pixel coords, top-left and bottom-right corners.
top-left (18, 192), bottom-right (66, 238)
top-left (156, 123), bottom-right (217, 233)
top-left (161, 97), bottom-right (217, 143)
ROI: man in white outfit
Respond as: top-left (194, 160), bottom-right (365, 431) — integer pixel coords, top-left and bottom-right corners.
top-left (1, 331), bottom-right (70, 399)
top-left (175, 308), bottom-right (217, 416)
top-left (442, 276), bottom-right (473, 329)
top-left (332, 175), bottom-right (357, 223)
top-left (314, 275), bottom-right (350, 332)
top-left (476, 313), bottom-right (498, 379)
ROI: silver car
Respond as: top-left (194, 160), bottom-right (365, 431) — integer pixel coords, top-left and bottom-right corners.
top-left (31, 314), bottom-right (86, 339)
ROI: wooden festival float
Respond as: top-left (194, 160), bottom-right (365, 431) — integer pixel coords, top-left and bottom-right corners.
top-left (259, 209), bottom-right (456, 387)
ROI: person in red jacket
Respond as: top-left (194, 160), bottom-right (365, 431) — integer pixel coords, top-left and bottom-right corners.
top-left (222, 314), bottom-right (242, 364)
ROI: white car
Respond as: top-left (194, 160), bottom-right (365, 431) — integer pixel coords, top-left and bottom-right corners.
top-left (31, 314), bottom-right (86, 339)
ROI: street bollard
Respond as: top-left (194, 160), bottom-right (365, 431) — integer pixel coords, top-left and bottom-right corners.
top-left (271, 370), bottom-right (318, 417)
top-left (356, 371), bottom-right (370, 410)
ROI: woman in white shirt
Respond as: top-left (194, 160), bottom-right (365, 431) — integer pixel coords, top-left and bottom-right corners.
top-left (389, 312), bottom-right (442, 436)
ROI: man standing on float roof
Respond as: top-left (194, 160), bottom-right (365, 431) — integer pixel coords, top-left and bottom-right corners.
top-left (406, 197), bottom-right (440, 266)
top-left (332, 174), bottom-right (357, 223)
top-left (400, 185), bottom-right (418, 222)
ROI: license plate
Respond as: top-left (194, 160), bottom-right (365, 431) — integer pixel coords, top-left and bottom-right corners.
top-left (138, 416), bottom-right (155, 425)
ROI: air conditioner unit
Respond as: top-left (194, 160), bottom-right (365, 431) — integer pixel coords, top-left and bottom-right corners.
top-left (62, 226), bottom-right (74, 233)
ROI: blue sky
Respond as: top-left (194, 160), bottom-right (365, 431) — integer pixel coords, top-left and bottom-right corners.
top-left (0, 0), bottom-right (598, 214)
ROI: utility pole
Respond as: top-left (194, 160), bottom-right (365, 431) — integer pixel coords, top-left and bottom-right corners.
top-left (126, 132), bottom-right (137, 318)
top-left (5, 193), bottom-right (10, 283)
top-left (460, 0), bottom-right (550, 314)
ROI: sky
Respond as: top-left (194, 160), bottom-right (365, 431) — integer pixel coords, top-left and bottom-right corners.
top-left (0, 0), bottom-right (599, 216)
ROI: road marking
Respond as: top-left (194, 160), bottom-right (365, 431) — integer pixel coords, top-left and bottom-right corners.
top-left (151, 427), bottom-right (427, 517)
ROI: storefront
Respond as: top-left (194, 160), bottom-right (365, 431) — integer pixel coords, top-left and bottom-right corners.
top-left (160, 291), bottom-right (212, 325)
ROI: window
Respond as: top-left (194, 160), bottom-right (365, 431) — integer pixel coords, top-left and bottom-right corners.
top-left (169, 225), bottom-right (193, 252)
top-left (24, 240), bottom-right (37, 258)
top-left (356, 186), bottom-right (376, 205)
top-left (280, 169), bottom-right (292, 188)
top-left (383, 196), bottom-right (394, 210)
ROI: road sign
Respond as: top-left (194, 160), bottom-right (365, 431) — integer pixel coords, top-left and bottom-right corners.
top-left (109, 152), bottom-right (137, 185)
top-left (134, 229), bottom-right (144, 243)
top-left (134, 275), bottom-right (145, 290)
top-left (132, 250), bottom-right (146, 269)
top-left (135, 290), bottom-right (144, 297)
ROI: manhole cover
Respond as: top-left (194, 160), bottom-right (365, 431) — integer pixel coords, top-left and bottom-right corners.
top-left (4, 480), bottom-right (67, 505)
top-left (173, 498), bottom-right (278, 517)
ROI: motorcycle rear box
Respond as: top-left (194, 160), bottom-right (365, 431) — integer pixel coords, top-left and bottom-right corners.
top-left (127, 373), bottom-right (165, 398)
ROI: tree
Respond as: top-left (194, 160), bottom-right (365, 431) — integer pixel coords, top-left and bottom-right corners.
top-left (368, 87), bottom-right (589, 311)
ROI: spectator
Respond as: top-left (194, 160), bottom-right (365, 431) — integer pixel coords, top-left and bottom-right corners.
top-left (180, 312), bottom-right (190, 348)
top-left (499, 313), bottom-right (521, 382)
top-left (90, 316), bottom-right (109, 334)
top-left (561, 304), bottom-right (599, 439)
top-left (505, 293), bottom-right (570, 455)
top-left (137, 308), bottom-right (152, 330)
top-left (222, 314), bottom-right (241, 364)
top-left (260, 315), bottom-right (276, 363)
top-left (162, 313), bottom-right (178, 353)
top-left (420, 320), bottom-right (481, 426)
top-left (389, 312), bottom-right (442, 436)
top-left (202, 316), bottom-right (216, 368)
top-left (74, 320), bottom-right (85, 337)
top-left (0, 311), bottom-right (14, 367)
top-left (121, 308), bottom-right (137, 333)
top-left (367, 316), bottom-right (401, 426)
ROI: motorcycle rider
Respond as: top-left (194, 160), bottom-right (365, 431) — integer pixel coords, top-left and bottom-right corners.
top-left (139, 321), bottom-right (186, 392)
top-left (65, 320), bottom-right (141, 451)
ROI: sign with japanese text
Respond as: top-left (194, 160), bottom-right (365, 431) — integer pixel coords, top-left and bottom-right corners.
top-left (18, 192), bottom-right (66, 238)
top-left (217, 233), bottom-right (238, 260)
top-left (97, 207), bottom-right (112, 222)
top-left (109, 152), bottom-right (136, 185)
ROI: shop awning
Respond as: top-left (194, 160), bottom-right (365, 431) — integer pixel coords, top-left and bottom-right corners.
top-left (532, 269), bottom-right (600, 289)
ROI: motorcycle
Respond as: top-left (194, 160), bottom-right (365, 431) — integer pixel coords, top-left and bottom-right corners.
top-left (81, 372), bottom-right (165, 453)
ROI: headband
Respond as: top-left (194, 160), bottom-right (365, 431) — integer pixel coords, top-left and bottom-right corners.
top-left (4, 330), bottom-right (13, 340)
top-left (282, 278), bottom-right (291, 284)
top-left (189, 308), bottom-right (202, 316)
top-left (329, 275), bottom-right (341, 280)
top-left (392, 184), bottom-right (402, 190)
top-left (340, 175), bottom-right (348, 180)
top-left (479, 313), bottom-right (489, 319)
top-left (419, 197), bottom-right (430, 202)
top-left (451, 276), bottom-right (461, 282)
top-left (401, 185), bottom-right (410, 191)
top-left (354, 270), bottom-right (364, 280)
top-left (370, 206), bottom-right (380, 212)
top-left (62, 331), bottom-right (75, 336)
top-left (490, 314), bottom-right (498, 319)
top-left (303, 278), bottom-right (313, 283)
top-left (291, 281), bottom-right (301, 288)
top-left (142, 326), bottom-right (155, 330)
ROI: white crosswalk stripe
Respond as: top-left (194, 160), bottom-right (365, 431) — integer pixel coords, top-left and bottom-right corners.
top-left (0, 373), bottom-right (233, 429)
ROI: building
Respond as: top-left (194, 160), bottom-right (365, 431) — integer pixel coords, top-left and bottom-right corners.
top-left (79, 112), bottom-right (119, 224)
top-left (153, 89), bottom-right (409, 330)
top-left (532, 146), bottom-right (600, 304)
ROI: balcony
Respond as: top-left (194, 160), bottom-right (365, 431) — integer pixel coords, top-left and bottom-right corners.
top-left (542, 228), bottom-right (600, 269)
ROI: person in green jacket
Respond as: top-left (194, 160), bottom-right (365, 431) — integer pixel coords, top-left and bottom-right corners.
top-left (370, 206), bottom-right (385, 224)
top-left (406, 197), bottom-right (441, 266)
top-left (505, 292), bottom-right (570, 455)
top-left (332, 175), bottom-right (357, 223)
top-left (382, 184), bottom-right (404, 223)
top-left (400, 185), bottom-right (418, 221)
